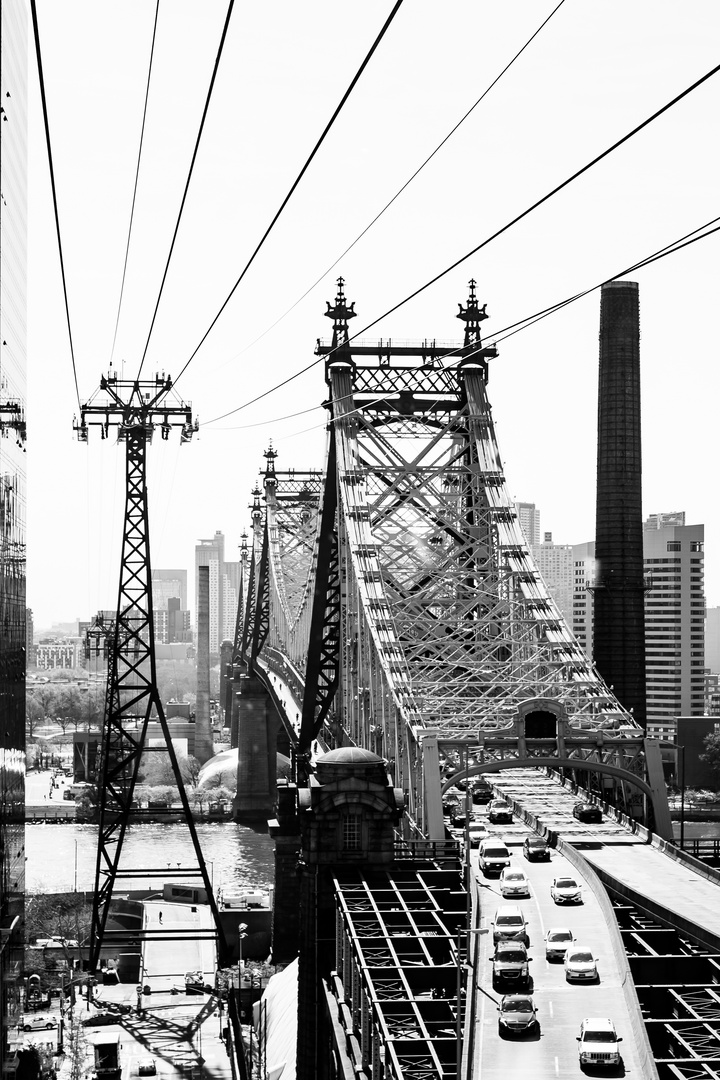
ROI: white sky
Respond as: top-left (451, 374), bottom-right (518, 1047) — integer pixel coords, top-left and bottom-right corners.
top-left (27, 0), bottom-right (720, 629)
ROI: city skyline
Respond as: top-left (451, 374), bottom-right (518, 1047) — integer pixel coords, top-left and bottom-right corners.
top-left (26, 2), bottom-right (720, 626)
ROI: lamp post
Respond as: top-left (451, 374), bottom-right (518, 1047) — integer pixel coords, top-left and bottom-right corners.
top-left (456, 927), bottom-right (488, 1080)
top-left (74, 840), bottom-right (78, 893)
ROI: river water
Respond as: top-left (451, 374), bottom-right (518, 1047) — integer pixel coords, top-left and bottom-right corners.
top-left (26, 822), bottom-right (276, 895)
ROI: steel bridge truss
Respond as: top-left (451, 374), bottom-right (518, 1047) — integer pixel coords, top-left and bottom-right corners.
top-left (247, 283), bottom-right (660, 828)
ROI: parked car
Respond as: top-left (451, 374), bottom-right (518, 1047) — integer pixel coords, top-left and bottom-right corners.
top-left (522, 836), bottom-right (550, 861)
top-left (565, 946), bottom-right (599, 983)
top-left (137, 1059), bottom-right (157, 1076)
top-left (477, 840), bottom-right (511, 876)
top-left (488, 800), bottom-right (513, 824)
top-left (19, 1015), bottom-right (58, 1032)
top-left (577, 1017), bottom-right (622, 1069)
top-left (573, 801), bottom-right (603, 823)
top-left (497, 994), bottom-right (538, 1037)
top-left (35, 936), bottom-right (78, 948)
top-left (550, 875), bottom-right (583, 904)
top-left (491, 941), bottom-right (532, 990)
top-left (499, 868), bottom-right (530, 898)
top-left (545, 927), bottom-right (574, 961)
top-left (492, 905), bottom-right (529, 945)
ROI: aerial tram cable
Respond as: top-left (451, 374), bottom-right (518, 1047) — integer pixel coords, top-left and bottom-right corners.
top-left (221, 0), bottom-right (568, 362)
top-left (171, 0), bottom-right (406, 388)
top-left (109, 0), bottom-right (161, 367)
top-left (136, 0), bottom-right (236, 379)
top-left (201, 61), bottom-right (720, 425)
top-left (29, 0), bottom-right (81, 411)
top-left (203, 212), bottom-right (720, 431)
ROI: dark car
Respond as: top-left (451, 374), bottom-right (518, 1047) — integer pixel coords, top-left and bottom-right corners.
top-left (572, 801), bottom-right (602, 823)
top-left (522, 836), bottom-right (550, 861)
top-left (471, 780), bottom-right (493, 804)
top-left (491, 941), bottom-right (532, 990)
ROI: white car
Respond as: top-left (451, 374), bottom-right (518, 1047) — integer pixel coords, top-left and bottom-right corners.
top-left (499, 868), bottom-right (530, 898)
top-left (19, 1015), bottom-right (58, 1032)
top-left (565, 946), bottom-right (598, 982)
top-left (35, 936), bottom-right (78, 948)
top-left (550, 875), bottom-right (583, 904)
top-left (545, 927), bottom-right (574, 960)
top-left (467, 820), bottom-right (489, 846)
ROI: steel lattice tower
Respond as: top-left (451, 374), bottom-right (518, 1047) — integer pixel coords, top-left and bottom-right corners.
top-left (75, 371), bottom-right (227, 972)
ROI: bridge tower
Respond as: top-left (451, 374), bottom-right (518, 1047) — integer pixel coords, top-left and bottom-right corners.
top-left (75, 372), bottom-right (227, 970)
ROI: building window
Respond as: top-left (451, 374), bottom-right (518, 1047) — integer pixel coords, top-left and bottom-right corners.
top-left (343, 814), bottom-right (361, 852)
top-left (666, 542), bottom-right (681, 552)
top-left (691, 541), bottom-right (704, 552)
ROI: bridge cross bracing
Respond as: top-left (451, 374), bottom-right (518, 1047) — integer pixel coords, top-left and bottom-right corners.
top-left (247, 282), bottom-right (666, 833)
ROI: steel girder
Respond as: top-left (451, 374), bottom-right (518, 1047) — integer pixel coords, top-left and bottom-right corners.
top-left (325, 341), bottom-right (635, 749)
top-left (89, 423), bottom-right (226, 970)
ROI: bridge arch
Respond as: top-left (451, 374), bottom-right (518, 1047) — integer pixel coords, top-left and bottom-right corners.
top-left (442, 757), bottom-right (658, 815)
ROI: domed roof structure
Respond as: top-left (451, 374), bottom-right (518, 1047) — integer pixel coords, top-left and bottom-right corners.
top-left (198, 748), bottom-right (291, 792)
top-left (320, 747), bottom-right (384, 765)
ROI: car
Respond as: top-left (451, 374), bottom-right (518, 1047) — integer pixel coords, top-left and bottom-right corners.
top-left (488, 800), bottom-right (513, 824)
top-left (185, 970), bottom-right (205, 994)
top-left (477, 840), bottom-right (511, 876)
top-left (550, 875), bottom-right (583, 904)
top-left (497, 994), bottom-right (538, 1037)
top-left (467, 820), bottom-right (489, 846)
top-left (577, 1017), bottom-right (622, 1069)
top-left (573, 801), bottom-right (603, 824)
top-left (34, 936), bottom-right (79, 948)
top-left (492, 905), bottom-right (529, 945)
top-left (565, 946), bottom-right (599, 982)
top-left (522, 836), bottom-right (550, 861)
top-left (545, 927), bottom-right (575, 961)
top-left (499, 868), bottom-right (530, 898)
top-left (471, 781), bottom-right (493, 804)
top-left (491, 941), bottom-right (532, 990)
top-left (19, 1015), bottom-right (58, 1032)
top-left (137, 1059), bottom-right (157, 1076)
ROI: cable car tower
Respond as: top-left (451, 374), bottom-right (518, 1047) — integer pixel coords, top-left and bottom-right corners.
top-left (74, 370), bottom-right (227, 972)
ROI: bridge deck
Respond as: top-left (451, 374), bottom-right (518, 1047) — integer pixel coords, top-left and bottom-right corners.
top-left (491, 770), bottom-right (720, 947)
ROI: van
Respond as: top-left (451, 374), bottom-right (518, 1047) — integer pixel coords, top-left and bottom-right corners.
top-left (477, 839), bottom-right (511, 876)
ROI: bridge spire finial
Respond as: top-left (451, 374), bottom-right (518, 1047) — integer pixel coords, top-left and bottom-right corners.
top-left (263, 441), bottom-right (278, 487)
top-left (325, 277), bottom-right (356, 347)
top-left (456, 278), bottom-right (488, 347)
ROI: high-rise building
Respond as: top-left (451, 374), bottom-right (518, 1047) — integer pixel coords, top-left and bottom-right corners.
top-left (530, 532), bottom-right (574, 626)
top-left (195, 531), bottom-right (240, 655)
top-left (152, 568), bottom-right (187, 610)
top-left (0, 0), bottom-right (28, 1064)
top-left (571, 542), bottom-right (596, 658)
top-left (706, 607), bottom-right (720, 675)
top-left (515, 502), bottom-right (541, 546)
top-left (643, 514), bottom-right (705, 739)
top-left (571, 517), bottom-right (705, 740)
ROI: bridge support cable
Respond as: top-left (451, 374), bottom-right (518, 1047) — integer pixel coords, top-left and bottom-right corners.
top-left (75, 374), bottom-right (227, 971)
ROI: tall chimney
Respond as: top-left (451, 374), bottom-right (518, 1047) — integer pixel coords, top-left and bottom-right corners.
top-left (194, 565), bottom-right (213, 762)
top-left (594, 280), bottom-right (646, 727)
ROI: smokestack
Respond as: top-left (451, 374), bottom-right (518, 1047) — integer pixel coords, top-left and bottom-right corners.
top-left (195, 565), bottom-right (213, 762)
top-left (594, 281), bottom-right (646, 727)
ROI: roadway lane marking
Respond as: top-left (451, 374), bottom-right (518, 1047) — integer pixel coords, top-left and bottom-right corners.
top-left (554, 1055), bottom-right (559, 1075)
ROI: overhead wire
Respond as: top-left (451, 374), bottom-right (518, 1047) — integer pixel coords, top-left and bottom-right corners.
top-left (218, 0), bottom-right (569, 364)
top-left (171, 0), bottom-right (406, 387)
top-left (109, 0), bottom-right (161, 368)
top-left (136, 0), bottom-right (236, 379)
top-left (29, 0), bottom-right (81, 411)
top-left (202, 60), bottom-right (720, 427)
top-left (205, 214), bottom-right (720, 434)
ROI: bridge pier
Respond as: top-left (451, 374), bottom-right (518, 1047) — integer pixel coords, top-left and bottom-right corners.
top-left (233, 673), bottom-right (282, 824)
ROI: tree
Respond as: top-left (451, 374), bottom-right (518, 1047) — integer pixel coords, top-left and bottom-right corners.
top-left (700, 731), bottom-right (720, 789)
top-left (29, 685), bottom-right (58, 718)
